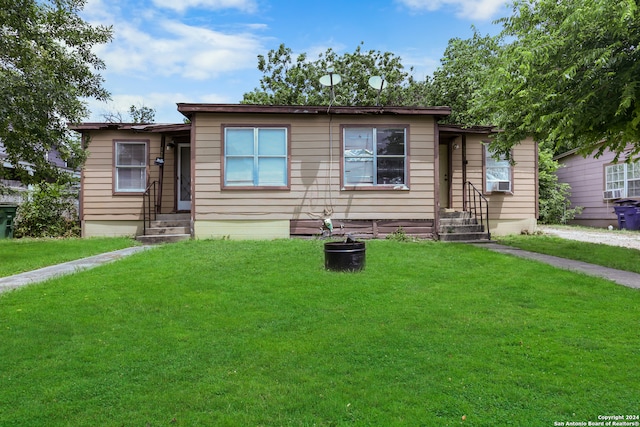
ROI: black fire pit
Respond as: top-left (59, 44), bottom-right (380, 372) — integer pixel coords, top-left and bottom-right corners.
top-left (324, 240), bottom-right (366, 272)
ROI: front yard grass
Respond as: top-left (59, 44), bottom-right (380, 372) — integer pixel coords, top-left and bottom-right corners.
top-left (1, 239), bottom-right (638, 426)
top-left (497, 234), bottom-right (640, 274)
top-left (0, 237), bottom-right (139, 278)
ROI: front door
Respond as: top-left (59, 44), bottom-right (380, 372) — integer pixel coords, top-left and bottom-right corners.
top-left (439, 143), bottom-right (450, 209)
top-left (177, 144), bottom-right (191, 211)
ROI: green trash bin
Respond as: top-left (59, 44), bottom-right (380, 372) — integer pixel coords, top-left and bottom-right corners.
top-left (0, 204), bottom-right (18, 239)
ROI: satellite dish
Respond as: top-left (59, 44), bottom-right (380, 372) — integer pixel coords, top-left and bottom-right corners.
top-left (368, 76), bottom-right (387, 106)
top-left (319, 70), bottom-right (342, 105)
top-left (368, 76), bottom-right (387, 91)
top-left (319, 73), bottom-right (342, 87)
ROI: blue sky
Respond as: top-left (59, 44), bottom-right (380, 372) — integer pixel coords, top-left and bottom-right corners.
top-left (82, 0), bottom-right (511, 123)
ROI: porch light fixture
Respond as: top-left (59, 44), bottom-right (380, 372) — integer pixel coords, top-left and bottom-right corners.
top-left (453, 143), bottom-right (460, 150)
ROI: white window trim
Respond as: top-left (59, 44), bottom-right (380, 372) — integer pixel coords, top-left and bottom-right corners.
top-left (114, 140), bottom-right (148, 194)
top-left (484, 144), bottom-right (513, 194)
top-left (605, 162), bottom-right (640, 198)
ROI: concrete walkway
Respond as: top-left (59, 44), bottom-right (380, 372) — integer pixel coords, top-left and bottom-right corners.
top-left (475, 242), bottom-right (640, 289)
top-left (0, 246), bottom-right (153, 294)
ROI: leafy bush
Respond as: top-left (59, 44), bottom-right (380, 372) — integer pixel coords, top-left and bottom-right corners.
top-left (538, 148), bottom-right (583, 224)
top-left (14, 182), bottom-right (80, 238)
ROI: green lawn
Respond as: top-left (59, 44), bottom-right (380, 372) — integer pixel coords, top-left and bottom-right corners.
top-left (1, 239), bottom-right (638, 426)
top-left (0, 237), bottom-right (139, 277)
top-left (497, 233), bottom-right (640, 274)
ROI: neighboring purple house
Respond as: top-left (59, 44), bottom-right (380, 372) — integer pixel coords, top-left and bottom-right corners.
top-left (555, 145), bottom-right (640, 228)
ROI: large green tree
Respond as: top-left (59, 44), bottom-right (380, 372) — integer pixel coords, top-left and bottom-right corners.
top-left (431, 29), bottom-right (582, 224)
top-left (478, 0), bottom-right (640, 159)
top-left (242, 43), bottom-right (429, 107)
top-left (0, 0), bottom-right (112, 184)
top-left (428, 29), bottom-right (499, 126)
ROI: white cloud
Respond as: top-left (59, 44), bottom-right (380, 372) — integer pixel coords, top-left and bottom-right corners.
top-left (82, 0), bottom-right (265, 81)
top-left (397, 0), bottom-right (507, 20)
top-left (86, 91), bottom-right (237, 123)
top-left (163, 20), bottom-right (261, 78)
top-left (399, 51), bottom-right (441, 79)
top-left (151, 0), bottom-right (258, 13)
top-left (91, 18), bottom-right (263, 81)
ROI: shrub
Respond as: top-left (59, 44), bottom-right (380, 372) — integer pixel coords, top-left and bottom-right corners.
top-left (385, 226), bottom-right (414, 242)
top-left (14, 182), bottom-right (80, 238)
top-left (538, 148), bottom-right (583, 224)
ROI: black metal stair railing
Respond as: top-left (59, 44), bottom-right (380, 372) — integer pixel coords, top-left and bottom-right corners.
top-left (463, 181), bottom-right (491, 241)
top-left (143, 181), bottom-right (158, 235)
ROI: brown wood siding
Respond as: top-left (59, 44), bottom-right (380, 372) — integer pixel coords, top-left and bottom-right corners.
top-left (290, 219), bottom-right (434, 239)
top-left (450, 135), bottom-right (537, 220)
top-left (81, 130), bottom-right (171, 221)
top-left (193, 113), bottom-right (437, 222)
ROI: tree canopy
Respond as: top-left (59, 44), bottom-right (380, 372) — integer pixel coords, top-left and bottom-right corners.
top-left (245, 1), bottom-right (640, 160)
top-left (0, 0), bottom-right (112, 184)
top-left (242, 43), bottom-right (430, 107)
top-left (102, 104), bottom-right (156, 124)
top-left (427, 28), bottom-right (499, 126)
top-left (478, 0), bottom-right (640, 159)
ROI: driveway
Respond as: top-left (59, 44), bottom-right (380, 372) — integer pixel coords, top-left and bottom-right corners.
top-left (539, 226), bottom-right (640, 251)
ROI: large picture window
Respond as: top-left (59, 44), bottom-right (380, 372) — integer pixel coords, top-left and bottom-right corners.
top-left (114, 141), bottom-right (147, 193)
top-left (343, 127), bottom-right (407, 188)
top-left (485, 145), bottom-right (512, 193)
top-left (224, 127), bottom-right (289, 188)
top-left (605, 162), bottom-right (640, 198)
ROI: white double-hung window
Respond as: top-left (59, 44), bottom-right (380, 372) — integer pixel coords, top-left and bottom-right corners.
top-left (114, 141), bottom-right (147, 193)
top-left (224, 127), bottom-right (289, 188)
top-left (485, 145), bottom-right (512, 193)
top-left (343, 127), bottom-right (407, 188)
top-left (605, 161), bottom-right (640, 198)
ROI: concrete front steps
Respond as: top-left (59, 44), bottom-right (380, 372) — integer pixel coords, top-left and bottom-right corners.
top-left (136, 213), bottom-right (191, 244)
top-left (438, 210), bottom-right (491, 242)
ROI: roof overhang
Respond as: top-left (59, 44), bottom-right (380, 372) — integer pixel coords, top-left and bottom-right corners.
top-left (177, 103), bottom-right (452, 119)
top-left (68, 123), bottom-right (191, 133)
top-left (438, 124), bottom-right (498, 135)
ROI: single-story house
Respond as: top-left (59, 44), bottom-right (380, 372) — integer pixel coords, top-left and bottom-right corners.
top-left (555, 145), bottom-right (640, 228)
top-left (71, 104), bottom-right (538, 241)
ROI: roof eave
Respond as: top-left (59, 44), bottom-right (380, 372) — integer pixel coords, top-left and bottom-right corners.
top-left (177, 103), bottom-right (452, 118)
top-left (68, 123), bottom-right (191, 133)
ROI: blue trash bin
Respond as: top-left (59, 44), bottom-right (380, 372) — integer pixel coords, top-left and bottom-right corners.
top-left (613, 200), bottom-right (640, 230)
top-left (623, 206), bottom-right (640, 230)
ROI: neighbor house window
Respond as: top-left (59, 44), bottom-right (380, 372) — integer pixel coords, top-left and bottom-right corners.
top-left (114, 140), bottom-right (147, 193)
top-left (223, 127), bottom-right (289, 188)
top-left (605, 162), bottom-right (640, 197)
top-left (343, 126), bottom-right (407, 188)
top-left (484, 145), bottom-right (512, 193)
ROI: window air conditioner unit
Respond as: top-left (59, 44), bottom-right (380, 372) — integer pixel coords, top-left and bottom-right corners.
top-left (603, 188), bottom-right (623, 200)
top-left (494, 181), bottom-right (511, 192)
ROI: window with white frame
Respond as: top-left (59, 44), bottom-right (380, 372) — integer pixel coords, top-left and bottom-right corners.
top-left (224, 127), bottom-right (288, 188)
top-left (114, 141), bottom-right (147, 192)
top-left (485, 145), bottom-right (512, 192)
top-left (605, 162), bottom-right (640, 198)
top-left (343, 127), bottom-right (407, 187)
